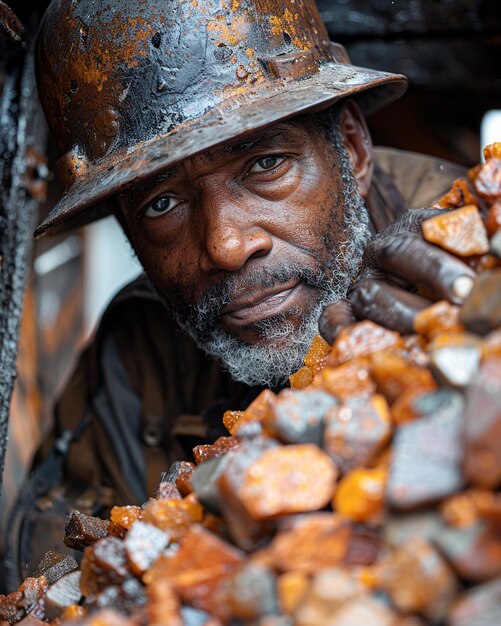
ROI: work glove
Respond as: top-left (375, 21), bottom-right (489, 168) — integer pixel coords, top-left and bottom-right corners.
top-left (319, 208), bottom-right (477, 343)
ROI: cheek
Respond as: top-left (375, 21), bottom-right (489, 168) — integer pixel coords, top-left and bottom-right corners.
top-left (128, 231), bottom-right (198, 295)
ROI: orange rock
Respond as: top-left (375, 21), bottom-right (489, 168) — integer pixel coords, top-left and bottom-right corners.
top-left (289, 365), bottom-right (313, 389)
top-left (193, 437), bottom-right (240, 464)
top-left (422, 205), bottom-right (489, 256)
top-left (390, 387), bottom-right (429, 425)
top-left (238, 444), bottom-right (338, 520)
top-left (142, 498), bottom-right (203, 541)
top-left (147, 578), bottom-right (183, 626)
top-left (370, 351), bottom-right (437, 404)
top-left (485, 200), bottom-right (501, 236)
top-left (222, 410), bottom-right (243, 434)
top-left (484, 142), bottom-right (501, 161)
top-left (304, 334), bottom-right (331, 374)
top-left (473, 158), bottom-right (501, 200)
top-left (313, 359), bottom-right (376, 401)
top-left (278, 571), bottom-right (309, 615)
top-left (376, 539), bottom-right (458, 622)
top-left (262, 514), bottom-right (351, 574)
top-left (439, 490), bottom-right (487, 529)
top-left (334, 468), bottom-right (387, 523)
top-left (413, 301), bottom-right (465, 339)
top-left (60, 605), bottom-right (87, 621)
top-left (143, 525), bottom-right (243, 618)
top-left (437, 178), bottom-right (478, 209)
top-left (232, 389), bottom-right (276, 435)
top-left (328, 321), bottom-right (401, 366)
top-left (109, 505), bottom-right (142, 531)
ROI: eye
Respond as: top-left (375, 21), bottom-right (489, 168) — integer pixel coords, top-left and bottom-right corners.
top-left (248, 155), bottom-right (285, 173)
top-left (143, 195), bottom-right (181, 218)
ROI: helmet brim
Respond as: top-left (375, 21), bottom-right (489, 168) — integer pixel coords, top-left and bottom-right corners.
top-left (35, 62), bottom-right (407, 238)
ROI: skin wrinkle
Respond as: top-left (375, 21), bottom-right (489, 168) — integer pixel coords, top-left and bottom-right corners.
top-left (120, 107), bottom-right (371, 387)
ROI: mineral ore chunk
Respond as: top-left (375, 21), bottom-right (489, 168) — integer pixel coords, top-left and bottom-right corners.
top-left (324, 395), bottom-right (391, 475)
top-left (44, 571), bottom-right (82, 620)
top-left (430, 344), bottom-right (481, 387)
top-left (333, 468), bottom-right (387, 523)
top-left (222, 410), bottom-right (243, 434)
top-left (370, 351), bottom-right (437, 403)
top-left (32, 551), bottom-right (78, 585)
top-left (449, 577), bottom-right (501, 626)
top-left (460, 270), bottom-right (501, 335)
top-left (277, 572), bottom-right (309, 615)
top-left (224, 563), bottom-right (278, 621)
top-left (486, 200), bottom-right (501, 236)
top-left (303, 334), bottom-right (331, 374)
top-left (147, 578), bottom-right (182, 626)
top-left (0, 577), bottom-right (48, 624)
top-left (143, 525), bottom-right (243, 618)
top-left (422, 205), bottom-right (489, 256)
top-left (434, 520), bottom-right (501, 582)
top-left (328, 321), bottom-right (401, 366)
top-left (293, 568), bottom-right (365, 626)
top-left (64, 511), bottom-right (110, 551)
top-left (217, 437), bottom-right (280, 549)
top-left (413, 301), bottom-right (465, 339)
top-left (313, 360), bottom-right (376, 400)
top-left (263, 388), bottom-right (337, 445)
top-left (377, 538), bottom-right (458, 621)
top-left (260, 514), bottom-right (360, 574)
top-left (387, 404), bottom-right (464, 509)
top-left (463, 358), bottom-right (501, 488)
top-left (80, 537), bottom-right (132, 597)
top-left (123, 521), bottom-right (169, 575)
top-left (289, 366), bottom-right (313, 390)
top-left (142, 497), bottom-right (203, 541)
top-left (437, 178), bottom-right (478, 209)
top-left (232, 389), bottom-right (276, 435)
top-left (193, 437), bottom-right (239, 464)
top-left (237, 444), bottom-right (338, 520)
top-left (473, 157), bottom-right (501, 200)
top-left (109, 506), bottom-right (142, 531)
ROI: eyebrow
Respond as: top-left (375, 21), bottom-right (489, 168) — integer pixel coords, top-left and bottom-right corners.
top-left (149, 127), bottom-right (293, 185)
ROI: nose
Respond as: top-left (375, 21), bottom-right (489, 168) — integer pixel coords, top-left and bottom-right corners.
top-left (198, 198), bottom-right (273, 273)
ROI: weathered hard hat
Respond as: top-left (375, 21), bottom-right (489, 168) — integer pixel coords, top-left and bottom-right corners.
top-left (35, 0), bottom-right (407, 237)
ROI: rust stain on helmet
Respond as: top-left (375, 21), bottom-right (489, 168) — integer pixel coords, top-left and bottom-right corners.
top-left (34, 0), bottom-right (407, 237)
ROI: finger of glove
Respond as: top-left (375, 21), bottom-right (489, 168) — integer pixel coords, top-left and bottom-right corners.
top-left (363, 233), bottom-right (476, 305)
top-left (318, 299), bottom-right (355, 345)
top-left (349, 279), bottom-right (431, 334)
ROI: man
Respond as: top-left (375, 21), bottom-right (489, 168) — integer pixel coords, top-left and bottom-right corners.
top-left (5, 0), bottom-right (477, 586)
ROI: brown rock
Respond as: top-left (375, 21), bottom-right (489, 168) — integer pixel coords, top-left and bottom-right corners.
top-left (414, 301), bottom-right (465, 339)
top-left (377, 538), bottom-right (458, 622)
top-left (473, 157), bottom-right (501, 200)
top-left (313, 359), bottom-right (376, 401)
top-left (32, 551), bottom-right (78, 585)
top-left (64, 511), bottom-right (110, 551)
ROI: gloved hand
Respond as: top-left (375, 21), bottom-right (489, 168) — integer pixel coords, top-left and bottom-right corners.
top-left (319, 208), bottom-right (476, 343)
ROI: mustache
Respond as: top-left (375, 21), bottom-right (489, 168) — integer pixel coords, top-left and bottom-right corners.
top-left (188, 263), bottom-right (330, 328)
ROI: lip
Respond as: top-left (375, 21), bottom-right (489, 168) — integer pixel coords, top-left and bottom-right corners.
top-left (219, 280), bottom-right (302, 328)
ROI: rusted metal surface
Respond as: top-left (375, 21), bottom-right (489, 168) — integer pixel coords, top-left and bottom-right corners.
top-left (0, 1), bottom-right (24, 57)
top-left (34, 0), bottom-right (406, 237)
top-left (0, 13), bottom-right (48, 496)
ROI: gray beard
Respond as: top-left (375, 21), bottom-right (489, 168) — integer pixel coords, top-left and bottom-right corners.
top-left (162, 167), bottom-right (371, 388)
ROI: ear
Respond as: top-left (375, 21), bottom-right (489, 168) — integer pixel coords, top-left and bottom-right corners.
top-left (339, 100), bottom-right (373, 199)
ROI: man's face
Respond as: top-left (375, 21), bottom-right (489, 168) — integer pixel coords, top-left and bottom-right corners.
top-left (118, 114), bottom-right (370, 386)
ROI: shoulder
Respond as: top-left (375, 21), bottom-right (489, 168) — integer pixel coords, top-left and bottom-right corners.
top-left (374, 146), bottom-right (467, 209)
